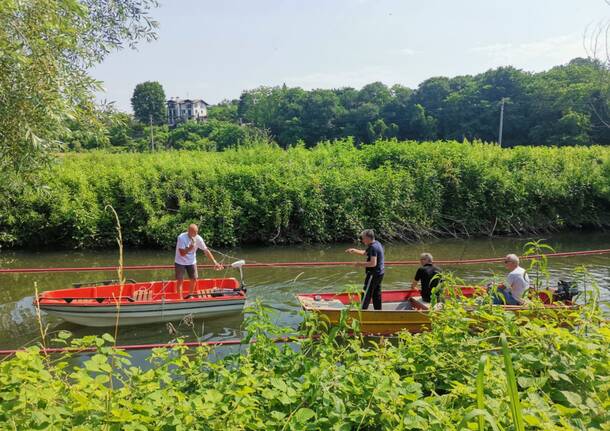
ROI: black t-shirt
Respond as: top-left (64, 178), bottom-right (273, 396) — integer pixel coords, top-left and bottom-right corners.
top-left (365, 241), bottom-right (385, 275)
top-left (414, 264), bottom-right (441, 299)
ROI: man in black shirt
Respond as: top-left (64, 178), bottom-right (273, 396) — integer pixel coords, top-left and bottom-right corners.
top-left (346, 229), bottom-right (385, 310)
top-left (412, 253), bottom-right (441, 303)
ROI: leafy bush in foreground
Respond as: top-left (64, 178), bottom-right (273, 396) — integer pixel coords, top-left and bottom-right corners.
top-left (3, 139), bottom-right (610, 248)
top-left (0, 294), bottom-right (609, 430)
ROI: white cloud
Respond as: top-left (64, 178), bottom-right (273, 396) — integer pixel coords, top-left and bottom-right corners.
top-left (400, 48), bottom-right (418, 56)
top-left (470, 43), bottom-right (514, 54)
top-left (284, 66), bottom-right (404, 90)
top-left (470, 34), bottom-right (584, 67)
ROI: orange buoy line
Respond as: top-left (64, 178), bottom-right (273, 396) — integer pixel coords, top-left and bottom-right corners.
top-left (1, 248), bottom-right (610, 274)
top-left (0, 334), bottom-right (322, 357)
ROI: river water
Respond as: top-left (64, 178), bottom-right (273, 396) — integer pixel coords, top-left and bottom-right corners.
top-left (1, 232), bottom-right (609, 351)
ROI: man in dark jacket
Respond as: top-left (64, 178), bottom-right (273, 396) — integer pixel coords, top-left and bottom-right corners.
top-left (411, 252), bottom-right (441, 303)
top-left (346, 229), bottom-right (385, 310)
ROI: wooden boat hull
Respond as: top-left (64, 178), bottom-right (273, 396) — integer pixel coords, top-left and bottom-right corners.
top-left (309, 308), bottom-right (433, 334)
top-left (297, 287), bottom-right (576, 335)
top-left (38, 278), bottom-right (246, 327)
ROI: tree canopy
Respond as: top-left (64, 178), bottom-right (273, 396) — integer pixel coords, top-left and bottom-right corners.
top-left (131, 81), bottom-right (168, 125)
top-left (0, 0), bottom-right (158, 195)
top-left (232, 58), bottom-right (609, 148)
top-left (61, 58), bottom-right (609, 155)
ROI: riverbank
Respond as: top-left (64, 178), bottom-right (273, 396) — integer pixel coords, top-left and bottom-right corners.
top-left (3, 140), bottom-right (610, 250)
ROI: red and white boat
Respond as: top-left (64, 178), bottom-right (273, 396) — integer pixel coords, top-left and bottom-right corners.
top-left (37, 277), bottom-right (246, 327)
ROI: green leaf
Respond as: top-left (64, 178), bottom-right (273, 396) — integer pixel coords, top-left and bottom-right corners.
top-left (523, 414), bottom-right (543, 427)
top-left (203, 389), bottom-right (223, 404)
top-left (294, 407), bottom-right (315, 423)
top-left (560, 391), bottom-right (583, 407)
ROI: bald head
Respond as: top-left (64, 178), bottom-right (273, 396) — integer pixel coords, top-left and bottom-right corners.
top-left (188, 224), bottom-right (199, 237)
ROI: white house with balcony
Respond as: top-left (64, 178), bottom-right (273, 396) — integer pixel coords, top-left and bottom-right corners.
top-left (167, 98), bottom-right (209, 125)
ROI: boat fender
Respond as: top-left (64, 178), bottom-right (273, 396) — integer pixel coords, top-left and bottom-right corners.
top-left (96, 298), bottom-right (104, 304)
top-left (64, 298), bottom-right (73, 303)
top-left (314, 295), bottom-right (321, 301)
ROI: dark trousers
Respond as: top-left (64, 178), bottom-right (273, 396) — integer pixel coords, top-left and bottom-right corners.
top-left (421, 285), bottom-right (432, 303)
top-left (362, 273), bottom-right (383, 310)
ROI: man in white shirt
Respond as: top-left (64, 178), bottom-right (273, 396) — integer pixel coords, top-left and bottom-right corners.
top-left (175, 224), bottom-right (223, 298)
top-left (493, 253), bottom-right (530, 305)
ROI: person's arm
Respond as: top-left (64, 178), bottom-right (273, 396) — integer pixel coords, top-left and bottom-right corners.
top-left (411, 268), bottom-right (422, 289)
top-left (345, 248), bottom-right (366, 256)
top-left (358, 256), bottom-right (377, 268)
top-left (204, 248), bottom-right (224, 270)
top-left (178, 238), bottom-right (195, 256)
top-left (507, 274), bottom-right (520, 293)
top-left (357, 246), bottom-right (378, 268)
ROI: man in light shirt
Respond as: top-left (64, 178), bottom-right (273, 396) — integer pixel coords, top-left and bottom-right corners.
top-left (493, 253), bottom-right (530, 305)
top-left (175, 224), bottom-right (223, 298)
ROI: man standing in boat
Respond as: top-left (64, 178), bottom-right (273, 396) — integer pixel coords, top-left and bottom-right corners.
top-left (346, 229), bottom-right (385, 310)
top-left (175, 224), bottom-right (223, 298)
top-left (411, 253), bottom-right (441, 303)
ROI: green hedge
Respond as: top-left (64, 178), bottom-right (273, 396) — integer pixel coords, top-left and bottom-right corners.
top-left (3, 140), bottom-right (610, 249)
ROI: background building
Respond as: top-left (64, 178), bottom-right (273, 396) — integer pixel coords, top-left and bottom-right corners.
top-left (167, 98), bottom-right (209, 125)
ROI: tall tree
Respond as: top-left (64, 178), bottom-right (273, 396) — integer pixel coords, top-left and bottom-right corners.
top-left (131, 81), bottom-right (167, 125)
top-left (0, 0), bottom-right (157, 178)
top-left (0, 0), bottom-right (158, 243)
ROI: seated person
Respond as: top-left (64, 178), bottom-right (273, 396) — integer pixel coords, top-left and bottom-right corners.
top-left (411, 253), bottom-right (441, 303)
top-left (492, 254), bottom-right (530, 305)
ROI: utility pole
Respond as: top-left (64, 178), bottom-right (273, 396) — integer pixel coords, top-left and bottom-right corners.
top-left (498, 97), bottom-right (507, 147)
top-left (149, 113), bottom-right (155, 151)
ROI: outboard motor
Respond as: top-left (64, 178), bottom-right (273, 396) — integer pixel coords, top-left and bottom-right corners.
top-left (553, 280), bottom-right (580, 302)
top-left (231, 259), bottom-right (247, 292)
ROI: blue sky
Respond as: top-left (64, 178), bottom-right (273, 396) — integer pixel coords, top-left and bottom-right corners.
top-left (92, 0), bottom-right (609, 112)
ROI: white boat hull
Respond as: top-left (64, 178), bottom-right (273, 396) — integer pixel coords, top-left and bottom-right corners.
top-left (40, 299), bottom-right (245, 327)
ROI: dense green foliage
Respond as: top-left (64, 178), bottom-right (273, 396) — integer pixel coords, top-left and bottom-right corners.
top-left (131, 81), bottom-right (168, 125)
top-left (234, 59), bottom-right (609, 148)
top-left (0, 0), bottom-right (158, 181)
top-left (208, 100), bottom-right (240, 123)
top-left (3, 140), bottom-right (610, 249)
top-left (63, 114), bottom-right (270, 152)
top-left (0, 291), bottom-right (608, 430)
top-left (60, 58), bottom-right (610, 154)
top-left (0, 0), bottom-right (158, 243)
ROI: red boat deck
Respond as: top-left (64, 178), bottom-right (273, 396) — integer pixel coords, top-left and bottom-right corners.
top-left (38, 278), bottom-right (243, 306)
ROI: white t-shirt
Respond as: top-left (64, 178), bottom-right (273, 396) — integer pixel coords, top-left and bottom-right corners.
top-left (174, 232), bottom-right (207, 265)
top-left (507, 266), bottom-right (530, 301)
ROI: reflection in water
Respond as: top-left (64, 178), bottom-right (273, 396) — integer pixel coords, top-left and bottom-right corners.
top-left (0, 232), bottom-right (609, 352)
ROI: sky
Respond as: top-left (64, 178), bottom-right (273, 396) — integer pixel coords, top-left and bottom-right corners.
top-left (91, 0), bottom-right (609, 112)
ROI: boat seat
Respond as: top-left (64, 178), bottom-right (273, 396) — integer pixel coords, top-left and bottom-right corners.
top-left (133, 288), bottom-right (152, 302)
top-left (409, 296), bottom-right (430, 311)
top-left (383, 301), bottom-right (412, 311)
top-left (301, 297), bottom-right (345, 310)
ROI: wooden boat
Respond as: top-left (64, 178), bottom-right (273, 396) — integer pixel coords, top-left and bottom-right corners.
top-left (37, 278), bottom-right (246, 327)
top-left (297, 286), bottom-right (577, 335)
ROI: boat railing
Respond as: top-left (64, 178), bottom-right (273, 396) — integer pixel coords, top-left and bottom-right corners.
top-left (72, 279), bottom-right (137, 288)
top-left (39, 295), bottom-right (138, 304)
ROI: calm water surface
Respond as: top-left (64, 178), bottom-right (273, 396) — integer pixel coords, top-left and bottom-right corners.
top-left (1, 232), bottom-right (609, 351)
